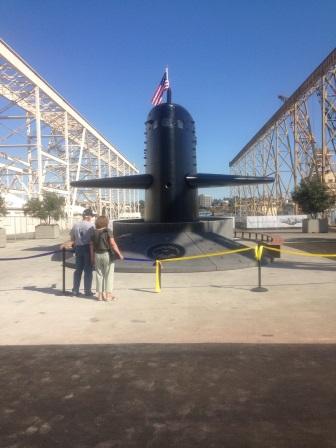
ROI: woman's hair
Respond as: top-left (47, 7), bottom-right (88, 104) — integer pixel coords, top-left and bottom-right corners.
top-left (95, 215), bottom-right (109, 229)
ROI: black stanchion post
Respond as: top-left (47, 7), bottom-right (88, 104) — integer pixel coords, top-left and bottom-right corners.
top-left (251, 243), bottom-right (268, 292)
top-left (62, 248), bottom-right (66, 293)
top-left (56, 247), bottom-right (73, 296)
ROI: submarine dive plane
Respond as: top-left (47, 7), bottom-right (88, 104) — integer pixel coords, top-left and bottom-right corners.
top-left (71, 89), bottom-right (274, 223)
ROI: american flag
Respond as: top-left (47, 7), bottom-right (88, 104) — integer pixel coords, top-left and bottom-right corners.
top-left (151, 68), bottom-right (169, 105)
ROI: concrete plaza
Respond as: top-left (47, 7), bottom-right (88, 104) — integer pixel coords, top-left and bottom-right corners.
top-left (0, 230), bottom-right (335, 447)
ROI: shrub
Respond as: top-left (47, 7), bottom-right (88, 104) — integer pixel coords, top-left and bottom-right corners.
top-left (0, 195), bottom-right (7, 217)
top-left (291, 178), bottom-right (335, 219)
top-left (23, 191), bottom-right (65, 224)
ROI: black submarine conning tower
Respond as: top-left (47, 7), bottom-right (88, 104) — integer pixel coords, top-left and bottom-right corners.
top-left (144, 88), bottom-right (199, 223)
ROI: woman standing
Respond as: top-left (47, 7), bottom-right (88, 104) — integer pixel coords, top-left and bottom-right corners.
top-left (90, 216), bottom-right (124, 301)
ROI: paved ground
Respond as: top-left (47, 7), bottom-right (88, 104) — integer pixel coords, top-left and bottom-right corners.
top-left (0, 229), bottom-right (336, 447)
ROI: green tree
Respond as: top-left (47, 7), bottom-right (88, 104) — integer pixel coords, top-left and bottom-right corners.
top-left (0, 195), bottom-right (7, 217)
top-left (23, 191), bottom-right (65, 224)
top-left (291, 178), bottom-right (335, 219)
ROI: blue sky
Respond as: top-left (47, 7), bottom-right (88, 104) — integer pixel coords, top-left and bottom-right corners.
top-left (1, 0), bottom-right (336, 198)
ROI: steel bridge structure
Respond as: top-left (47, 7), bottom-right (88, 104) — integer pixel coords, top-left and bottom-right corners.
top-left (229, 48), bottom-right (336, 218)
top-left (0, 39), bottom-right (139, 218)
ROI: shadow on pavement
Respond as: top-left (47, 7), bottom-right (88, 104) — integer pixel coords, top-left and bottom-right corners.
top-left (22, 285), bottom-right (59, 296)
top-left (22, 286), bottom-right (99, 300)
top-left (0, 343), bottom-right (335, 448)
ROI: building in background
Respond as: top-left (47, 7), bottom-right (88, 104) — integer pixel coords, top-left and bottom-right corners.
top-left (199, 194), bottom-right (213, 207)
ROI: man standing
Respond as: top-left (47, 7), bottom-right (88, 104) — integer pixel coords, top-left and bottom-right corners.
top-left (69, 208), bottom-right (95, 297)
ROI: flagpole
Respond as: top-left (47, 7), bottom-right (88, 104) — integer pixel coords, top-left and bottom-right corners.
top-left (167, 88), bottom-right (171, 104)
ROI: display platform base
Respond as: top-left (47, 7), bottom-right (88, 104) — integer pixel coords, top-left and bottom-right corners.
top-left (66, 221), bottom-right (262, 273)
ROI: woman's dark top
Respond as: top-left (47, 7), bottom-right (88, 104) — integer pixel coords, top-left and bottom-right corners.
top-left (91, 228), bottom-right (113, 253)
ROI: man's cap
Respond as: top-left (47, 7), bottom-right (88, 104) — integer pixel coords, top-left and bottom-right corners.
top-left (83, 208), bottom-right (93, 217)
